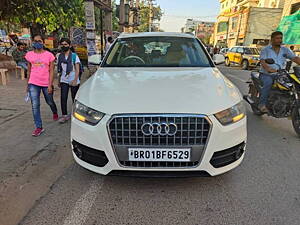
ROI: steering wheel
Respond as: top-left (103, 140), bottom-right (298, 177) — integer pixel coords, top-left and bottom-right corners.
top-left (122, 56), bottom-right (145, 65)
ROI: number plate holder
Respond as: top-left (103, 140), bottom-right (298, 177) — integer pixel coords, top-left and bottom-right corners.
top-left (128, 148), bottom-right (191, 162)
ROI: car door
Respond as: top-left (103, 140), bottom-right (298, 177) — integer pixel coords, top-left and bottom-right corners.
top-left (235, 47), bottom-right (244, 64)
top-left (228, 47), bottom-right (237, 62)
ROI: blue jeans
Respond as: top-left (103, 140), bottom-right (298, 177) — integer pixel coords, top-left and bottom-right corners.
top-left (28, 84), bottom-right (57, 128)
top-left (17, 62), bottom-right (28, 70)
top-left (259, 73), bottom-right (275, 106)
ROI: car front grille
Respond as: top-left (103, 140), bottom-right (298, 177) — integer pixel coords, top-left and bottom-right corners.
top-left (109, 115), bottom-right (210, 146)
top-left (108, 114), bottom-right (211, 168)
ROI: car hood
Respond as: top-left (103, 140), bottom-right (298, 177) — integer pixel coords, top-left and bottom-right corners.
top-left (76, 67), bottom-right (242, 115)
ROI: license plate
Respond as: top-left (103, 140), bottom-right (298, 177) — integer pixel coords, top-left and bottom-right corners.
top-left (128, 148), bottom-right (191, 162)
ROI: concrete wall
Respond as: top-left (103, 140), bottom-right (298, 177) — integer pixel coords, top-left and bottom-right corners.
top-left (244, 7), bottom-right (283, 46)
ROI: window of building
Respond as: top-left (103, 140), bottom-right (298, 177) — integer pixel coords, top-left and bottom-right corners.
top-left (291, 3), bottom-right (300, 14)
top-left (217, 21), bottom-right (228, 33)
top-left (231, 17), bottom-right (238, 30)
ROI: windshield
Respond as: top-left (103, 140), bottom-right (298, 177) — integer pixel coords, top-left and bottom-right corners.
top-left (244, 48), bottom-right (259, 55)
top-left (103, 37), bottom-right (212, 67)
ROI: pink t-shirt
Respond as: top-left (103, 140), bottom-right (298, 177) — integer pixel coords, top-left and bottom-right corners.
top-left (25, 51), bottom-right (55, 87)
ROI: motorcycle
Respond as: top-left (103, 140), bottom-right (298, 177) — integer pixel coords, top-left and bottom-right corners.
top-left (243, 58), bottom-right (300, 136)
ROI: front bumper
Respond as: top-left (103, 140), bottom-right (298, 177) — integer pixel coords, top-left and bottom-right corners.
top-left (249, 59), bottom-right (260, 67)
top-left (71, 114), bottom-right (247, 177)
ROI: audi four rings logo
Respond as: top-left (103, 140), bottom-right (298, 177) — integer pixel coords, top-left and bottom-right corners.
top-left (141, 123), bottom-right (178, 136)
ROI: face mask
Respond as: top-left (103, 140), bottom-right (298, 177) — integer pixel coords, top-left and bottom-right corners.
top-left (33, 42), bottom-right (44, 49)
top-left (61, 46), bottom-right (70, 52)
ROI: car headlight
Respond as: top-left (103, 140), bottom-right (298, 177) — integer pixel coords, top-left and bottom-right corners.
top-left (214, 101), bottom-right (246, 126)
top-left (73, 101), bottom-right (105, 126)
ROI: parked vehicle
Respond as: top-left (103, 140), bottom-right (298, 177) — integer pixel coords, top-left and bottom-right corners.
top-left (244, 59), bottom-right (300, 136)
top-left (71, 32), bottom-right (247, 177)
top-left (213, 53), bottom-right (225, 65)
top-left (219, 48), bottom-right (229, 55)
top-left (225, 46), bottom-right (260, 70)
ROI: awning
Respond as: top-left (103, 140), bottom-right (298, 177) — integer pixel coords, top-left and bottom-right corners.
top-left (277, 10), bottom-right (300, 45)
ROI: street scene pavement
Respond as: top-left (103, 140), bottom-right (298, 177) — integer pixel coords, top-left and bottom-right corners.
top-left (1, 1), bottom-right (300, 225)
top-left (1, 66), bottom-right (300, 225)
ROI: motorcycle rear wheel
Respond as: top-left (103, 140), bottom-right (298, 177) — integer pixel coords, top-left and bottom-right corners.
top-left (292, 107), bottom-right (300, 136)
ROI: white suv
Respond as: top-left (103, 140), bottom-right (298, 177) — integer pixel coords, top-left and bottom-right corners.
top-left (71, 32), bottom-right (247, 177)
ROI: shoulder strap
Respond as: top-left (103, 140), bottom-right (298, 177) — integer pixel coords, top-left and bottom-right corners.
top-left (72, 53), bottom-right (77, 64)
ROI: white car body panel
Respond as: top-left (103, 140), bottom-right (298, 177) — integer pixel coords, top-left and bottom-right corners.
top-left (76, 67), bottom-right (241, 116)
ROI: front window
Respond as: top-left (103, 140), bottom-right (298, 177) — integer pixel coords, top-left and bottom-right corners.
top-left (103, 37), bottom-right (212, 67)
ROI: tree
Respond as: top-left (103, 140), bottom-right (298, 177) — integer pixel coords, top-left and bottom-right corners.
top-left (0, 0), bottom-right (85, 35)
top-left (138, 0), bottom-right (163, 32)
top-left (111, 0), bottom-right (120, 31)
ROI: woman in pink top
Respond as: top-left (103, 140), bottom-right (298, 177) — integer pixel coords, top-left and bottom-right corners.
top-left (25, 34), bottom-right (58, 137)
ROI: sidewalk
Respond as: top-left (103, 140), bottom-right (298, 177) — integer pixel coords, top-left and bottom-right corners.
top-left (0, 69), bottom-right (93, 225)
top-left (0, 71), bottom-right (73, 181)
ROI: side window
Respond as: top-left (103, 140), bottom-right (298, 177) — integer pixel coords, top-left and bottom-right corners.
top-left (231, 47), bottom-right (237, 53)
top-left (237, 47), bottom-right (244, 54)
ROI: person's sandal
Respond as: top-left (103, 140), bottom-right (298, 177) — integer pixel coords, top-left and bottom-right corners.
top-left (58, 116), bottom-right (67, 124)
top-left (32, 128), bottom-right (45, 137)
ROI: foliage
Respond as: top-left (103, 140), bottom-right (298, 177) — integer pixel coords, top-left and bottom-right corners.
top-left (0, 0), bottom-right (85, 34)
top-left (138, 0), bottom-right (163, 32)
top-left (111, 0), bottom-right (120, 31)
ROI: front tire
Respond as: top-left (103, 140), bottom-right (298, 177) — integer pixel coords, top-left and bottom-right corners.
top-left (225, 58), bottom-right (230, 67)
top-left (292, 107), bottom-right (300, 136)
top-left (242, 60), bottom-right (249, 70)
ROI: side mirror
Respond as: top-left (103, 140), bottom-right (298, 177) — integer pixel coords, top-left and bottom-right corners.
top-left (88, 54), bottom-right (102, 66)
top-left (265, 58), bottom-right (275, 64)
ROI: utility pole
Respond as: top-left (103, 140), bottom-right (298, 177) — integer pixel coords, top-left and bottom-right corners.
top-left (148, 0), bottom-right (153, 32)
top-left (133, 0), bottom-right (140, 33)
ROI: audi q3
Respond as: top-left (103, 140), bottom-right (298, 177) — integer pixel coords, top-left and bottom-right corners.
top-left (71, 32), bottom-right (247, 176)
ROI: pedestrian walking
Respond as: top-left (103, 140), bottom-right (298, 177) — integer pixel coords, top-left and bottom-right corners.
top-left (57, 38), bottom-right (81, 124)
top-left (105, 36), bottom-right (114, 54)
top-left (25, 34), bottom-right (58, 137)
top-left (12, 42), bottom-right (28, 77)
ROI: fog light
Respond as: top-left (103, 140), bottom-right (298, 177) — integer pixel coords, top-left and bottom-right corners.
top-left (235, 145), bottom-right (245, 160)
top-left (73, 144), bottom-right (83, 159)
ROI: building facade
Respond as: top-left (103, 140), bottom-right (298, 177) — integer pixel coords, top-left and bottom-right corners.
top-left (214, 0), bottom-right (284, 48)
top-left (195, 22), bottom-right (215, 44)
top-left (183, 19), bottom-right (203, 33)
top-left (257, 0), bottom-right (285, 8)
top-left (282, 0), bottom-right (300, 17)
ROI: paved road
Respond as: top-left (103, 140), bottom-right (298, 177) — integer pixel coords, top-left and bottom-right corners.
top-left (19, 66), bottom-right (300, 225)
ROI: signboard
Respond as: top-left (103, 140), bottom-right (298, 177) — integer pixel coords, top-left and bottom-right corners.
top-left (217, 35), bottom-right (227, 41)
top-left (70, 27), bottom-right (86, 46)
top-left (44, 39), bottom-right (54, 49)
top-left (86, 31), bottom-right (96, 39)
top-left (229, 32), bottom-right (236, 38)
top-left (87, 39), bottom-right (97, 56)
top-left (85, 1), bottom-right (96, 30)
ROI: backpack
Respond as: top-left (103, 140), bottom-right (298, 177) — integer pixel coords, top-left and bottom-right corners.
top-left (71, 53), bottom-right (84, 79)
